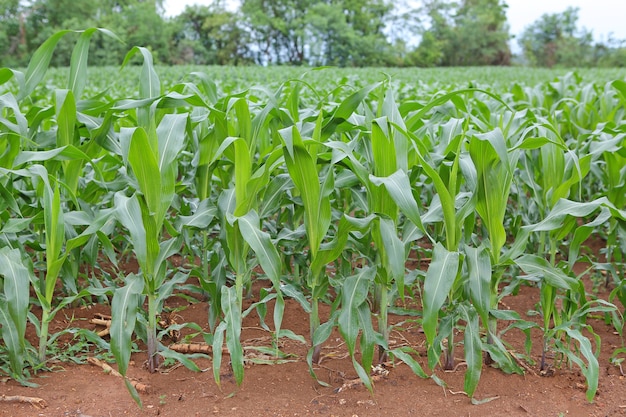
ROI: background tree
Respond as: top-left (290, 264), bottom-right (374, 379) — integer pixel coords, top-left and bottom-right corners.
top-left (412, 0), bottom-right (510, 67)
top-left (0, 0), bottom-right (27, 66)
top-left (407, 0), bottom-right (453, 67)
top-left (519, 7), bottom-right (593, 67)
top-left (2, 0), bottom-right (170, 66)
top-left (170, 3), bottom-right (251, 65)
top-left (594, 37), bottom-right (626, 68)
top-left (305, 0), bottom-right (394, 66)
top-left (1, 0), bottom-right (625, 68)
top-left (240, 0), bottom-right (309, 65)
top-left (240, 0), bottom-right (395, 66)
top-left (450, 0), bottom-right (511, 65)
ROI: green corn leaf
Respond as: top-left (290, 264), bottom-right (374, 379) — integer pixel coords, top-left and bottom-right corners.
top-left (552, 154), bottom-right (591, 204)
top-left (175, 198), bottom-right (217, 229)
top-left (414, 148), bottom-right (458, 250)
top-left (211, 137), bottom-right (252, 215)
top-left (273, 294), bottom-right (286, 342)
top-left (525, 198), bottom-right (607, 232)
top-left (67, 28), bottom-right (95, 97)
top-left (0, 218), bottom-right (32, 234)
top-left (68, 28), bottom-right (121, 98)
top-left (43, 181), bottom-right (65, 301)
top-left (352, 357), bottom-right (373, 393)
top-left (371, 117), bottom-right (397, 180)
top-left (0, 248), bottom-right (31, 380)
top-left (236, 210), bottom-right (281, 287)
top-left (312, 315), bottom-right (337, 349)
top-left (55, 89), bottom-right (83, 196)
top-left (391, 347), bottom-right (429, 378)
top-left (56, 89), bottom-right (76, 149)
top-left (560, 327), bottom-right (599, 402)
top-left (127, 127), bottom-right (161, 217)
top-left (121, 46), bottom-right (160, 130)
top-left (404, 88), bottom-right (510, 131)
top-left (569, 208), bottom-right (612, 270)
top-left (259, 173), bottom-right (291, 218)
top-left (465, 245), bottom-right (492, 328)
top-left (276, 329), bottom-right (307, 345)
top-left (357, 302), bottom-right (378, 380)
top-left (469, 132), bottom-right (513, 262)
top-left (221, 286), bottom-right (244, 385)
top-left (377, 216), bottom-right (405, 284)
top-left (459, 304), bottom-right (482, 398)
top-left (114, 193), bottom-right (148, 272)
top-left (157, 113), bottom-right (188, 174)
top-left (423, 243), bottom-right (460, 347)
top-left (21, 30), bottom-right (71, 100)
top-left (233, 139), bottom-right (252, 216)
top-left (382, 87), bottom-right (408, 170)
top-left (0, 301), bottom-right (24, 381)
top-left (235, 209), bottom-right (284, 336)
top-left (65, 209), bottom-right (115, 253)
top-left (515, 254), bottom-right (578, 291)
top-left (322, 82), bottom-right (382, 138)
top-left (110, 274), bottom-right (144, 406)
top-left (279, 126), bottom-right (330, 258)
top-left (338, 268), bottom-right (375, 357)
top-left (13, 145), bottom-right (90, 167)
top-left (482, 333), bottom-right (524, 375)
top-left (0, 92), bottom-right (27, 134)
top-left (212, 321), bottom-right (227, 388)
top-left (122, 46), bottom-right (160, 100)
top-left (0, 68), bottom-right (14, 85)
top-left (369, 170), bottom-right (427, 235)
top-left (156, 113), bottom-right (187, 222)
top-left (281, 284), bottom-right (311, 314)
top-left (159, 348), bottom-right (203, 372)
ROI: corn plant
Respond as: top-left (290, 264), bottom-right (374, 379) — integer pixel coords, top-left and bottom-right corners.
top-left (518, 197), bottom-right (626, 400)
top-left (0, 248), bottom-right (33, 384)
top-left (279, 123), bottom-right (332, 366)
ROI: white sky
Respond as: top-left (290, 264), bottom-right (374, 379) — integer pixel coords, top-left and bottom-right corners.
top-left (164, 0), bottom-right (626, 45)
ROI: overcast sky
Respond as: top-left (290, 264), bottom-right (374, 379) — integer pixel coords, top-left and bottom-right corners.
top-left (164, 0), bottom-right (626, 46)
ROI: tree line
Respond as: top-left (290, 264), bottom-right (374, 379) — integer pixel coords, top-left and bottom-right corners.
top-left (1, 0), bottom-right (624, 67)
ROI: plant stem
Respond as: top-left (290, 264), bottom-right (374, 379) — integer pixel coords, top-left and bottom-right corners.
top-left (38, 309), bottom-right (50, 363)
top-left (485, 267), bottom-right (504, 364)
top-left (549, 237), bottom-right (557, 266)
top-left (311, 295), bottom-right (321, 364)
top-left (445, 330), bottom-right (455, 370)
top-left (377, 284), bottom-right (389, 363)
top-left (146, 293), bottom-right (159, 373)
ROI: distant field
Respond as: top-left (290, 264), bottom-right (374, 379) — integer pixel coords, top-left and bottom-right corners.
top-left (3, 65), bottom-right (624, 99)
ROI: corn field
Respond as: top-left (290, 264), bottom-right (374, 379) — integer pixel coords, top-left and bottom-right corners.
top-left (0, 30), bottom-right (625, 406)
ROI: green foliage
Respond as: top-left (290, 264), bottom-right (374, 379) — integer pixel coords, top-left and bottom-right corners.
top-left (1, 0), bottom-right (625, 67)
top-left (412, 0), bottom-right (511, 67)
top-left (170, 3), bottom-right (251, 65)
top-left (1, 28), bottom-right (625, 407)
top-left (519, 7), bottom-right (593, 67)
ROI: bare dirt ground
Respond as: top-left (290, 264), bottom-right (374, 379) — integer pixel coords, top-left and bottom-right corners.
top-left (2, 253), bottom-right (626, 417)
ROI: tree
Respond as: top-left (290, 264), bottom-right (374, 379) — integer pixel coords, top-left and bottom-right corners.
top-left (170, 3), bottom-right (251, 65)
top-left (0, 0), bottom-right (27, 66)
top-left (241, 0), bottom-right (310, 65)
top-left (412, 0), bottom-right (510, 67)
top-left (450, 0), bottom-right (511, 65)
top-left (306, 0), bottom-right (394, 66)
top-left (0, 0), bottom-right (170, 67)
top-left (519, 7), bottom-right (593, 67)
top-left (240, 0), bottom-right (395, 66)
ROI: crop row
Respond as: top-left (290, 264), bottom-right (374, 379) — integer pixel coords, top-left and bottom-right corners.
top-left (0, 30), bottom-right (625, 405)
